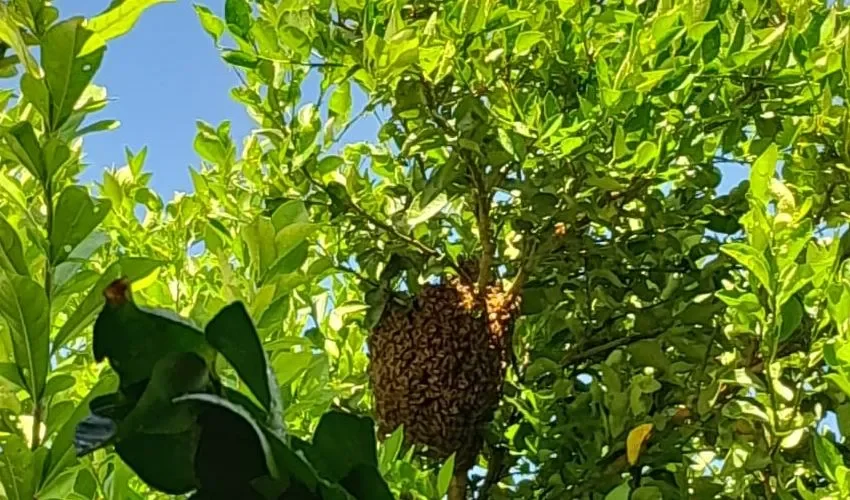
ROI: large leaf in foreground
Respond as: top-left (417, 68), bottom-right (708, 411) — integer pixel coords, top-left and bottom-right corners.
top-left (92, 278), bottom-right (215, 389)
top-left (205, 302), bottom-right (281, 424)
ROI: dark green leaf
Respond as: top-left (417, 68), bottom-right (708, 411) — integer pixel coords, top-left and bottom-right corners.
top-left (53, 258), bottom-right (162, 352)
top-left (92, 279), bottom-right (215, 389)
top-left (339, 464), bottom-right (393, 500)
top-left (310, 411), bottom-right (378, 482)
top-left (175, 393), bottom-right (279, 490)
top-left (205, 302), bottom-right (280, 419)
top-left (778, 296), bottom-right (803, 341)
top-left (0, 216), bottom-right (27, 276)
top-left (224, 0), bottom-right (252, 39)
top-left (115, 429), bottom-right (199, 494)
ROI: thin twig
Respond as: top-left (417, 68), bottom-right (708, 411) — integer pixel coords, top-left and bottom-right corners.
top-left (301, 166), bottom-right (469, 278)
top-left (561, 330), bottom-right (667, 366)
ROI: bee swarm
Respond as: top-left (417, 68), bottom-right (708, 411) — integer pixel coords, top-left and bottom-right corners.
top-left (368, 274), bottom-right (518, 469)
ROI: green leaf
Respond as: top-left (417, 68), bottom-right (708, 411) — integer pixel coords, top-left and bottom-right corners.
top-left (52, 258), bottom-right (163, 352)
top-left (21, 73), bottom-right (50, 121)
top-left (422, 159), bottom-right (462, 206)
top-left (814, 432), bottom-right (844, 483)
top-left (50, 186), bottom-right (111, 265)
top-left (279, 26), bottom-right (311, 57)
top-left (777, 264), bottom-right (814, 307)
top-left (205, 302), bottom-right (280, 418)
top-left (379, 424), bottom-right (404, 472)
top-left (0, 216), bottom-right (27, 276)
top-left (43, 372), bottom-right (118, 484)
top-left (687, 21), bottom-right (718, 42)
top-left (408, 193), bottom-right (448, 227)
top-left (329, 81), bottom-right (352, 123)
top-left (41, 18), bottom-right (105, 132)
top-left (241, 216), bottom-right (275, 276)
top-left (4, 122), bottom-right (46, 182)
top-left (0, 362), bottom-right (25, 391)
top-left (634, 141), bottom-right (657, 168)
top-left (224, 0), bottom-right (252, 39)
top-left (79, 0), bottom-right (175, 57)
top-left (265, 222), bottom-right (318, 281)
top-left (43, 137), bottom-right (72, 177)
top-left (271, 351), bottom-right (314, 387)
top-left (437, 453), bottom-right (455, 497)
top-left (193, 4), bottom-right (225, 44)
top-left (778, 296), bottom-right (803, 341)
top-left (605, 481), bottom-right (631, 500)
top-left (0, 273), bottom-right (49, 400)
top-left (514, 31), bottom-right (545, 56)
top-left (721, 243), bottom-right (772, 292)
top-left (634, 69), bottom-right (672, 92)
top-left (193, 123), bottom-right (230, 165)
top-left (310, 411), bottom-right (378, 482)
top-left (0, 5), bottom-right (40, 75)
top-left (221, 50), bottom-right (258, 68)
top-left (271, 200), bottom-right (308, 230)
top-left (627, 339), bottom-right (670, 372)
top-left (748, 143), bottom-right (778, 207)
top-left (75, 119), bottom-right (120, 137)
top-left (613, 126), bottom-right (626, 159)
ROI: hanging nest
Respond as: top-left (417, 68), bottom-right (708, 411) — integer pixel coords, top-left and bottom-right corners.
top-left (367, 269), bottom-right (519, 470)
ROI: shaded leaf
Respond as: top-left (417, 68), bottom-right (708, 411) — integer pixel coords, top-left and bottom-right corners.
top-left (205, 302), bottom-right (280, 419)
top-left (0, 216), bottom-right (27, 276)
top-left (53, 257), bottom-right (163, 351)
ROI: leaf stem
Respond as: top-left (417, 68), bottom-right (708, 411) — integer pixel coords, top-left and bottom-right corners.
top-left (33, 179), bottom-right (54, 451)
top-left (469, 160), bottom-right (494, 294)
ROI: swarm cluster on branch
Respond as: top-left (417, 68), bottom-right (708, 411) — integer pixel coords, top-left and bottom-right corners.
top-left (368, 270), bottom-right (519, 469)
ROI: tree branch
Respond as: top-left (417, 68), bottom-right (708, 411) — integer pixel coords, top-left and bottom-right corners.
top-left (301, 165), bottom-right (469, 278)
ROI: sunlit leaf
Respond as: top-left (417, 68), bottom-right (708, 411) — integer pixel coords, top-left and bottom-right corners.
top-left (80, 0), bottom-right (175, 56)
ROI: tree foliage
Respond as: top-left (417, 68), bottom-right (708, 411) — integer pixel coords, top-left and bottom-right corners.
top-left (1, 0), bottom-right (850, 498)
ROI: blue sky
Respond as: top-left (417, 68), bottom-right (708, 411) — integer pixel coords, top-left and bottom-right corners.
top-left (63, 1), bottom-right (253, 194)
top-left (64, 0), bottom-right (383, 197)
